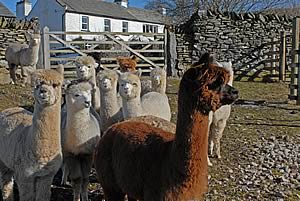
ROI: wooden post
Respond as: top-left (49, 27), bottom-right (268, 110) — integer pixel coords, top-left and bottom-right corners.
top-left (42, 26), bottom-right (50, 69)
top-left (271, 38), bottom-right (276, 76)
top-left (164, 27), bottom-right (168, 71)
top-left (279, 31), bottom-right (286, 81)
top-left (291, 17), bottom-right (300, 102)
top-left (298, 52), bottom-right (300, 104)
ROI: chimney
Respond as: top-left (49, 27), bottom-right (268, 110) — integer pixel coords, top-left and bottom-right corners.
top-left (114, 0), bottom-right (128, 8)
top-left (162, 7), bottom-right (167, 16)
top-left (16, 0), bottom-right (32, 19)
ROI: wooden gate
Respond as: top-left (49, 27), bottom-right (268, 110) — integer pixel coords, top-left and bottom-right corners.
top-left (41, 26), bottom-right (167, 78)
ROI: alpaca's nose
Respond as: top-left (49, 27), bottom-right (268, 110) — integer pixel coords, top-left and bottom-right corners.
top-left (230, 88), bottom-right (239, 99)
top-left (84, 100), bottom-right (91, 108)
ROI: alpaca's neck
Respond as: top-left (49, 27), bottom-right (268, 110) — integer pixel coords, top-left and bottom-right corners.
top-left (31, 100), bottom-right (61, 160)
top-left (152, 79), bottom-right (166, 94)
top-left (100, 87), bottom-right (120, 118)
top-left (26, 43), bottom-right (40, 64)
top-left (122, 96), bottom-right (143, 119)
top-left (66, 107), bottom-right (90, 126)
top-left (170, 90), bottom-right (209, 193)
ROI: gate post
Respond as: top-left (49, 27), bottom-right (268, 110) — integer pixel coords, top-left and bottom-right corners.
top-left (42, 26), bottom-right (50, 69)
top-left (279, 31), bottom-right (286, 81)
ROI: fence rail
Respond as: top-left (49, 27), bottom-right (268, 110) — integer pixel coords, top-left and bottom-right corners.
top-left (41, 27), bottom-right (167, 78)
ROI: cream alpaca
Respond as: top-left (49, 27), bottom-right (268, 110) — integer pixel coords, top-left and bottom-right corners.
top-left (5, 32), bottom-right (41, 85)
top-left (97, 69), bottom-right (123, 132)
top-left (208, 61), bottom-right (234, 166)
top-left (118, 72), bottom-right (171, 121)
top-left (0, 67), bottom-right (64, 201)
top-left (61, 80), bottom-right (101, 201)
top-left (141, 67), bottom-right (167, 96)
top-left (75, 55), bottom-right (101, 113)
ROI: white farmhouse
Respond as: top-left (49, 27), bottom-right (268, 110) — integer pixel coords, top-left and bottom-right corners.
top-left (16, 0), bottom-right (167, 40)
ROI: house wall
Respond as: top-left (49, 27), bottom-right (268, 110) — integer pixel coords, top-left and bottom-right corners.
top-left (27, 0), bottom-right (64, 31)
top-left (65, 12), bottom-right (164, 41)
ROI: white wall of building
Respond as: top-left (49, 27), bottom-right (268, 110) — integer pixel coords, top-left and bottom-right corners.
top-left (27, 0), bottom-right (64, 32)
top-left (65, 12), bottom-right (164, 41)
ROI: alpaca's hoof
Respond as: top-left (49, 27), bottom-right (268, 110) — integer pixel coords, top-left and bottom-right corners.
top-left (208, 158), bottom-right (213, 166)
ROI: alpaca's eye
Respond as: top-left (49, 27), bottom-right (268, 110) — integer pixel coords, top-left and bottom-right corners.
top-left (121, 84), bottom-right (124, 87)
top-left (75, 94), bottom-right (80, 97)
top-left (208, 79), bottom-right (223, 90)
top-left (52, 83), bottom-right (58, 88)
top-left (132, 83), bottom-right (138, 87)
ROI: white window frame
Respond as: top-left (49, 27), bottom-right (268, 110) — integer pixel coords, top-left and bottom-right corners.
top-left (104, 19), bottom-right (111, 32)
top-left (122, 21), bottom-right (128, 33)
top-left (81, 16), bottom-right (89, 31)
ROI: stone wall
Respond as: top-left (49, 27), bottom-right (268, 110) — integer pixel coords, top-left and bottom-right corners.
top-left (175, 10), bottom-right (293, 76)
top-left (0, 17), bottom-right (39, 62)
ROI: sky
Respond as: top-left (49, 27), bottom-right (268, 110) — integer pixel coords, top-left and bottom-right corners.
top-left (1, 0), bottom-right (147, 13)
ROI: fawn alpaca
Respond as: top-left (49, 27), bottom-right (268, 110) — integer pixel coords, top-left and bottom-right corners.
top-left (0, 67), bottom-right (64, 201)
top-left (94, 53), bottom-right (239, 201)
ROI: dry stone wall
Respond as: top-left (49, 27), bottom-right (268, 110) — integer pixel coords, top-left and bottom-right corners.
top-left (0, 17), bottom-right (39, 63)
top-left (175, 10), bottom-right (293, 75)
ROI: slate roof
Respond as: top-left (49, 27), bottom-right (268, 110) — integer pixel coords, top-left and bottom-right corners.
top-left (0, 2), bottom-right (15, 18)
top-left (57, 0), bottom-right (166, 24)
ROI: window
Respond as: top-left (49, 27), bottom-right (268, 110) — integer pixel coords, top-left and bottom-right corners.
top-left (143, 24), bottom-right (158, 33)
top-left (104, 19), bottom-right (111, 32)
top-left (81, 16), bottom-right (89, 31)
top-left (122, 21), bottom-right (128, 32)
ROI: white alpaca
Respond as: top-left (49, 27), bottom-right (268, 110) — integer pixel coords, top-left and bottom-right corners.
top-left (119, 72), bottom-right (171, 121)
top-left (5, 32), bottom-right (41, 85)
top-left (0, 67), bottom-right (64, 201)
top-left (61, 80), bottom-right (101, 201)
top-left (208, 61), bottom-right (234, 166)
top-left (75, 55), bottom-right (101, 113)
top-left (97, 69), bottom-right (123, 132)
top-left (141, 67), bottom-right (167, 96)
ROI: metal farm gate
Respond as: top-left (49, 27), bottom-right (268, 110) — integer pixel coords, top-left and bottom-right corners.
top-left (41, 26), bottom-right (167, 78)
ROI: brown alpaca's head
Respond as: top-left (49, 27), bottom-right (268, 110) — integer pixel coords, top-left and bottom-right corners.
top-left (117, 55), bottom-right (138, 72)
top-left (180, 53), bottom-right (238, 114)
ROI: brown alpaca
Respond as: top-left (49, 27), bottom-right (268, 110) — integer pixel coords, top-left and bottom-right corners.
top-left (94, 53), bottom-right (239, 201)
top-left (117, 55), bottom-right (138, 72)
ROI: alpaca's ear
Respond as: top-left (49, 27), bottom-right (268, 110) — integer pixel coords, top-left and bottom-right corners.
top-left (55, 64), bottom-right (65, 75)
top-left (209, 54), bottom-right (217, 64)
top-left (116, 57), bottom-right (122, 64)
top-left (130, 55), bottom-right (138, 61)
top-left (116, 70), bottom-right (122, 77)
top-left (134, 69), bottom-right (142, 77)
top-left (192, 52), bottom-right (210, 67)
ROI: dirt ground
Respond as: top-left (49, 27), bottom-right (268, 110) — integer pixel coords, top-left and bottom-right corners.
top-left (0, 79), bottom-right (299, 201)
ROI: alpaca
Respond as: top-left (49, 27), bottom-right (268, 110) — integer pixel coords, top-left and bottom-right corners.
top-left (97, 69), bottom-right (123, 132)
top-left (94, 53), bottom-right (239, 201)
top-left (75, 55), bottom-right (101, 113)
top-left (0, 66), bottom-right (64, 201)
top-left (118, 71), bottom-right (171, 121)
top-left (208, 61), bottom-right (234, 166)
top-left (141, 67), bottom-right (167, 96)
top-left (61, 80), bottom-right (101, 201)
top-left (117, 55), bottom-right (138, 72)
top-left (126, 115), bottom-right (176, 133)
top-left (5, 31), bottom-right (41, 85)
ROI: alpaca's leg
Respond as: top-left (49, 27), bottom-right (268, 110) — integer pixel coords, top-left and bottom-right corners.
top-left (8, 63), bottom-right (17, 84)
top-left (65, 156), bottom-right (82, 201)
top-left (0, 165), bottom-right (14, 201)
top-left (17, 181), bottom-right (35, 201)
top-left (213, 120), bottom-right (227, 159)
top-left (80, 155), bottom-right (93, 201)
top-left (35, 174), bottom-right (55, 201)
